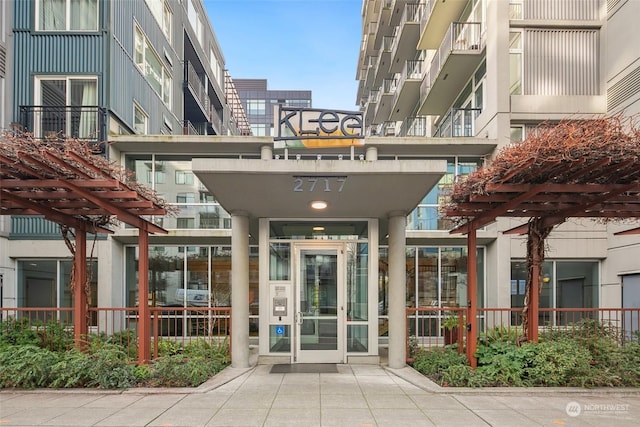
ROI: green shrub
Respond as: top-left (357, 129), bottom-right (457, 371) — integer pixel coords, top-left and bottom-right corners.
top-left (526, 338), bottom-right (592, 386)
top-left (38, 321), bottom-right (74, 352)
top-left (157, 339), bottom-right (183, 357)
top-left (85, 344), bottom-right (137, 389)
top-left (0, 318), bottom-right (41, 348)
top-left (412, 347), bottom-right (468, 384)
top-left (148, 355), bottom-right (220, 387)
top-left (0, 345), bottom-right (59, 389)
top-left (49, 349), bottom-right (93, 388)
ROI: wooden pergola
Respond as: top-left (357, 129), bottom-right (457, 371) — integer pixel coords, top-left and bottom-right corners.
top-left (0, 136), bottom-right (167, 363)
top-left (445, 116), bottom-right (640, 367)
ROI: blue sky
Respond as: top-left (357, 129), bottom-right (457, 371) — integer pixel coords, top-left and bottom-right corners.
top-left (203, 0), bottom-right (363, 111)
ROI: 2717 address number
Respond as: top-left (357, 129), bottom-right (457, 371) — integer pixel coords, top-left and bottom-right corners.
top-left (293, 176), bottom-right (347, 193)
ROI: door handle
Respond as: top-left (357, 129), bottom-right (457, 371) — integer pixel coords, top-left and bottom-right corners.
top-left (296, 312), bottom-right (303, 325)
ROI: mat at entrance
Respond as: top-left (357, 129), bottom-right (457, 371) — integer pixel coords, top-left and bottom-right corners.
top-left (270, 364), bottom-right (338, 374)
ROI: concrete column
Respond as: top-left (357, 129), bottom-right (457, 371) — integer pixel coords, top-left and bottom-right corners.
top-left (260, 145), bottom-right (273, 160)
top-left (231, 212), bottom-right (250, 368)
top-left (365, 146), bottom-right (378, 161)
top-left (387, 213), bottom-right (406, 368)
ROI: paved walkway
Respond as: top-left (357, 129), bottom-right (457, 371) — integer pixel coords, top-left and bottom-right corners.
top-left (1, 363), bottom-right (640, 426)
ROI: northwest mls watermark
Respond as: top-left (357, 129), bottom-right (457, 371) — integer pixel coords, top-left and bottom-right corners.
top-left (566, 401), bottom-right (630, 417)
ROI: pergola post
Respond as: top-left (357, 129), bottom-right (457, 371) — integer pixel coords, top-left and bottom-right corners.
top-left (527, 231), bottom-right (541, 342)
top-left (138, 227), bottom-right (151, 364)
top-left (466, 228), bottom-right (478, 368)
top-left (73, 225), bottom-right (87, 348)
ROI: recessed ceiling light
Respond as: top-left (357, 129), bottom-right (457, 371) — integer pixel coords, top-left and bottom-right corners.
top-left (311, 201), bottom-right (328, 210)
top-left (313, 226), bottom-right (325, 231)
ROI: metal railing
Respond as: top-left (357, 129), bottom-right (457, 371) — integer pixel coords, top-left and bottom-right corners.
top-left (184, 61), bottom-right (209, 114)
top-left (406, 307), bottom-right (640, 363)
top-left (1, 306), bottom-right (231, 361)
top-left (399, 116), bottom-right (428, 137)
top-left (434, 107), bottom-right (481, 137)
top-left (19, 105), bottom-right (107, 143)
top-left (428, 22), bottom-right (483, 89)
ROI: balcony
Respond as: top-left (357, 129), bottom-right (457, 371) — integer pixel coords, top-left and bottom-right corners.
top-left (363, 55), bottom-right (378, 94)
top-left (373, 0), bottom-right (394, 50)
top-left (183, 60), bottom-right (212, 125)
top-left (418, 22), bottom-right (484, 117)
top-left (418, 0), bottom-right (468, 50)
top-left (375, 121), bottom-right (397, 137)
top-left (365, 89), bottom-right (380, 124)
top-left (390, 59), bottom-right (423, 121)
top-left (433, 108), bottom-right (481, 138)
top-left (373, 34), bottom-right (396, 90)
top-left (399, 116), bottom-right (428, 137)
top-left (389, 2), bottom-right (422, 74)
top-left (19, 105), bottom-right (107, 145)
top-left (373, 76), bottom-right (398, 124)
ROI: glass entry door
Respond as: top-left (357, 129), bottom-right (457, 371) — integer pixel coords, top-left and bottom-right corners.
top-left (295, 246), bottom-right (344, 363)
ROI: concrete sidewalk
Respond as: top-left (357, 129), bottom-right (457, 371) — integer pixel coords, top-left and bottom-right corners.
top-left (2, 362), bottom-right (640, 427)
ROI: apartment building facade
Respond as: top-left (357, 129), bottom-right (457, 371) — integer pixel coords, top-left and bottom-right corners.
top-left (357, 0), bottom-right (640, 322)
top-left (3, 0), bottom-right (640, 369)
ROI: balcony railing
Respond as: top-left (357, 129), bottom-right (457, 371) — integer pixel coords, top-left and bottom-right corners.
top-left (434, 107), bottom-right (481, 137)
top-left (184, 60), bottom-right (210, 115)
top-left (392, 59), bottom-right (423, 108)
top-left (428, 21), bottom-right (483, 89)
top-left (19, 105), bottom-right (107, 143)
top-left (399, 116), bottom-right (428, 137)
top-left (375, 121), bottom-right (396, 136)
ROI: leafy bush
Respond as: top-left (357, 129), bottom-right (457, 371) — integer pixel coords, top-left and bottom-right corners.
top-left (0, 323), bottom-right (230, 390)
top-left (0, 318), bottom-right (40, 348)
top-left (412, 347), bottom-right (468, 384)
top-left (0, 345), bottom-right (59, 388)
top-left (526, 338), bottom-right (592, 386)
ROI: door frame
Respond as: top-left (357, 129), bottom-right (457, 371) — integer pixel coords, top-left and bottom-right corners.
top-left (293, 242), bottom-right (345, 363)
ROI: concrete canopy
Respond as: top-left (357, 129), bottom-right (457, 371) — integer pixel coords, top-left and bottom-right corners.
top-left (192, 158), bottom-right (447, 240)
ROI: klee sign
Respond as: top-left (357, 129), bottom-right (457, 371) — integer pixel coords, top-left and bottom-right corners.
top-left (274, 106), bottom-right (364, 149)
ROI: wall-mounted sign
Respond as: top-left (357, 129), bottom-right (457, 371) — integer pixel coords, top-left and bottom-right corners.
top-left (274, 106), bottom-right (364, 149)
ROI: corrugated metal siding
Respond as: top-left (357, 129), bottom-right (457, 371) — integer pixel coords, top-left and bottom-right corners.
top-left (12, 0), bottom-right (107, 123)
top-left (524, 29), bottom-right (599, 95)
top-left (0, 45), bottom-right (5, 79)
top-left (109, 0), bottom-right (181, 133)
top-left (608, 65), bottom-right (640, 111)
top-left (524, 0), bottom-right (601, 20)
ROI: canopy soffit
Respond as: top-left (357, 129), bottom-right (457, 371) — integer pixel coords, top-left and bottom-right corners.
top-left (193, 158), bottom-right (447, 238)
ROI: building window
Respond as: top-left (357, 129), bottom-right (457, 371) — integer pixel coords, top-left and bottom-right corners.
top-left (187, 0), bottom-right (203, 46)
top-left (509, 31), bottom-right (523, 95)
top-left (510, 125), bottom-right (525, 142)
top-left (134, 24), bottom-right (172, 106)
top-left (17, 260), bottom-right (98, 320)
top-left (144, 0), bottom-right (172, 42)
top-left (408, 157), bottom-right (482, 231)
top-left (379, 246), bottom-right (485, 337)
top-left (176, 217), bottom-right (195, 229)
top-left (175, 171), bottom-right (194, 185)
top-left (250, 123), bottom-right (267, 136)
top-left (134, 104), bottom-right (148, 134)
top-left (511, 260), bottom-right (600, 325)
top-left (246, 99), bottom-right (266, 115)
top-left (37, 0), bottom-right (99, 31)
top-left (34, 76), bottom-right (98, 139)
top-left (176, 193), bottom-right (195, 203)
